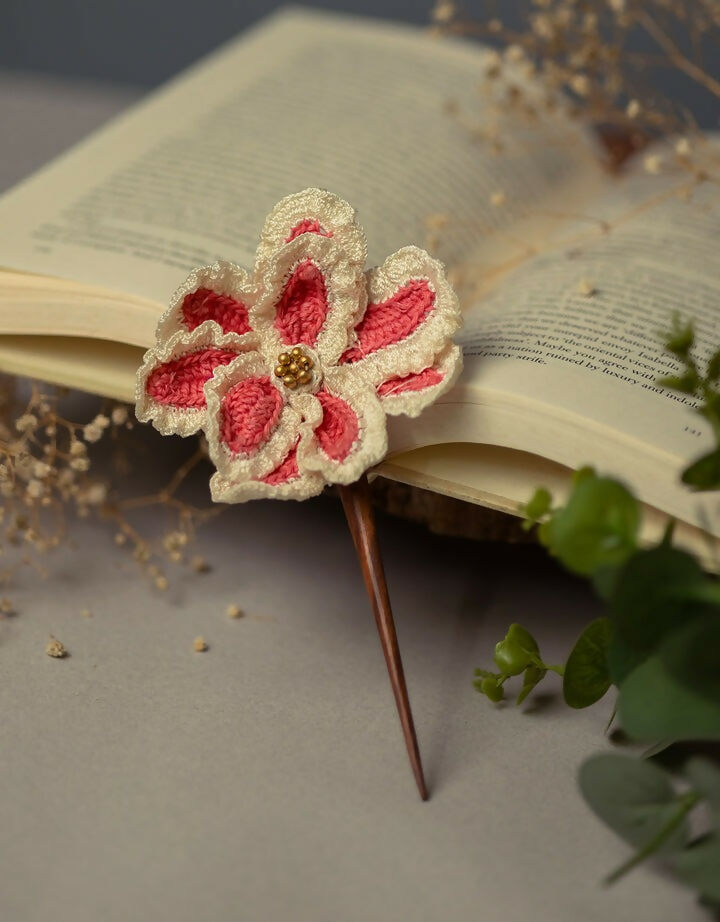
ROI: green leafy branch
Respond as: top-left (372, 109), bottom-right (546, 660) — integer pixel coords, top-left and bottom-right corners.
top-left (472, 316), bottom-right (720, 908)
top-left (658, 313), bottom-right (720, 490)
top-left (580, 755), bottom-right (720, 902)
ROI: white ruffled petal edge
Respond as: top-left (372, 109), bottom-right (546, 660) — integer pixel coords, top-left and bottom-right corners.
top-left (378, 343), bottom-right (463, 418)
top-left (255, 188), bottom-right (367, 277)
top-left (135, 325), bottom-right (258, 438)
top-left (203, 354), bottom-right (302, 482)
top-left (343, 246), bottom-right (462, 387)
top-left (155, 260), bottom-right (256, 343)
top-left (209, 464), bottom-right (325, 503)
top-left (249, 233), bottom-right (366, 367)
top-left (297, 366), bottom-right (388, 486)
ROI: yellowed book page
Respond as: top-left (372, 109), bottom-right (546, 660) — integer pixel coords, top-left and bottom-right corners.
top-left (388, 154), bottom-right (720, 535)
top-left (376, 443), bottom-right (718, 569)
top-left (0, 8), bottom-right (601, 345)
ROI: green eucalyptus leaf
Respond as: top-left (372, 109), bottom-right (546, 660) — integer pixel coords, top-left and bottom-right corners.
top-left (572, 465), bottom-right (596, 486)
top-left (607, 631), bottom-right (645, 686)
top-left (579, 753), bottom-right (690, 855)
top-left (524, 486), bottom-right (552, 522)
top-left (664, 316), bottom-right (695, 357)
top-left (539, 473), bottom-right (639, 576)
top-left (706, 347), bottom-right (720, 382)
top-left (618, 618), bottom-right (720, 741)
top-left (673, 835), bottom-right (720, 902)
top-left (478, 675), bottom-right (504, 702)
top-left (563, 617), bottom-right (613, 708)
top-left (473, 668), bottom-right (495, 679)
top-left (658, 372), bottom-right (699, 394)
top-left (681, 449), bottom-right (720, 491)
top-left (493, 624), bottom-right (539, 677)
top-left (609, 546), bottom-right (708, 657)
top-left (516, 664), bottom-right (546, 706)
top-left (660, 616), bottom-right (720, 700)
top-left (685, 758), bottom-right (720, 817)
top-left (592, 563), bottom-right (624, 602)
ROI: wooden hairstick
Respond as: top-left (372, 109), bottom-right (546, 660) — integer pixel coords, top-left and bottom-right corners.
top-left (135, 189), bottom-right (463, 799)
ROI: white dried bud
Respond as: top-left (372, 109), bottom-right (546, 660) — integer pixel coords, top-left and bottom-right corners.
top-left (32, 461), bottom-right (51, 478)
top-left (26, 479), bottom-right (45, 499)
top-left (504, 44), bottom-right (525, 63)
top-left (570, 74), bottom-right (590, 97)
top-left (111, 406), bottom-right (128, 426)
top-left (70, 457), bottom-right (90, 472)
top-left (643, 154), bottom-right (663, 175)
top-left (577, 278), bottom-right (597, 297)
top-left (431, 1), bottom-right (455, 23)
top-left (532, 13), bottom-right (554, 39)
top-left (84, 483), bottom-right (107, 505)
top-left (626, 99), bottom-right (641, 119)
top-left (69, 440), bottom-right (86, 457)
top-left (16, 414), bottom-right (37, 433)
top-left (675, 137), bottom-right (691, 157)
top-left (83, 423), bottom-right (103, 443)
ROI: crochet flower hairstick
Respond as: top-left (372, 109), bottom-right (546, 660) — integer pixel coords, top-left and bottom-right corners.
top-left (135, 189), bottom-right (462, 800)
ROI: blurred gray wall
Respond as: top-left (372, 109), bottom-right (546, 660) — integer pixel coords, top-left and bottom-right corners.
top-left (1, 1), bottom-right (716, 126)
top-left (0, 1), bottom-right (431, 87)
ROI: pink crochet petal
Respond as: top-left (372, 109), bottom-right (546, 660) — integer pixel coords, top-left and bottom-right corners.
top-left (377, 365), bottom-right (444, 397)
top-left (340, 279), bottom-right (435, 364)
top-left (145, 347), bottom-right (239, 408)
top-left (297, 368), bottom-right (387, 486)
top-left (155, 261), bottom-right (256, 345)
top-left (314, 391), bottom-right (360, 463)
top-left (262, 442), bottom-right (300, 485)
top-left (285, 219), bottom-right (332, 242)
top-left (181, 288), bottom-right (251, 335)
top-left (375, 344), bottom-right (462, 420)
top-left (220, 376), bottom-right (284, 456)
top-left (274, 259), bottom-right (329, 347)
top-left (255, 189), bottom-right (367, 277)
top-left (209, 460), bottom-right (325, 503)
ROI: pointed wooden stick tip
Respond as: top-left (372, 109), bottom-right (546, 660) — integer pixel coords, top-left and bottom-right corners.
top-left (340, 477), bottom-right (429, 801)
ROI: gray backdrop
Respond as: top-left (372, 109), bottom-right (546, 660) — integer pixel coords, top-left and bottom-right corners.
top-left (1, 1), bottom-right (716, 127)
top-left (1, 1), bottom-right (430, 86)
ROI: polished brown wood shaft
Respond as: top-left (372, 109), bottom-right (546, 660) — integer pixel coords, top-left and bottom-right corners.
top-left (340, 475), bottom-right (429, 801)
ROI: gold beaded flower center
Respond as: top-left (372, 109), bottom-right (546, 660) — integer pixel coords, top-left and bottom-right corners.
top-left (274, 347), bottom-right (315, 390)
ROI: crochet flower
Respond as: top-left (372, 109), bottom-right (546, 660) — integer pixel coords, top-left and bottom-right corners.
top-left (135, 189), bottom-right (462, 502)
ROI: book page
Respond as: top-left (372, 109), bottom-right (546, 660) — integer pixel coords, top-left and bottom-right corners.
top-left (387, 152), bottom-right (720, 532)
top-left (0, 8), bottom-right (601, 324)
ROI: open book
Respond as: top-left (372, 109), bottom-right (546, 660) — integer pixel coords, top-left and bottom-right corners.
top-left (0, 7), bottom-right (718, 561)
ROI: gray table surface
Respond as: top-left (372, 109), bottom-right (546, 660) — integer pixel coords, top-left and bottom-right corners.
top-left (0, 70), bottom-right (708, 922)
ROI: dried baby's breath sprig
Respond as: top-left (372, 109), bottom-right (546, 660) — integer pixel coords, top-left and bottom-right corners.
top-left (433, 0), bottom-right (720, 172)
top-left (0, 381), bottom-right (224, 590)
